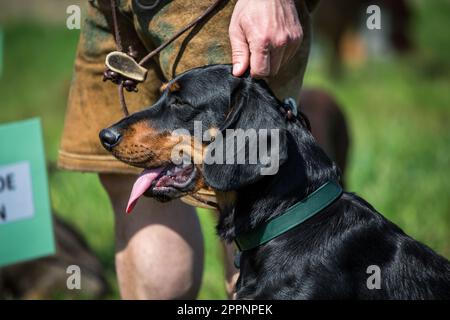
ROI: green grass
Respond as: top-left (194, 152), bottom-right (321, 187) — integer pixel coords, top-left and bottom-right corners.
top-left (1, 0), bottom-right (450, 299)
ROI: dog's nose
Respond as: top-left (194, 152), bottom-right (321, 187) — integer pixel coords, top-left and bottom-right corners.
top-left (99, 128), bottom-right (122, 150)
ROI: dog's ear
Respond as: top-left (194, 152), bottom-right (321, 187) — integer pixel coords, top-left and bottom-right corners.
top-left (202, 78), bottom-right (288, 191)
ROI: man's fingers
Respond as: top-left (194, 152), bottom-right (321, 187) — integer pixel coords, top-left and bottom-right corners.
top-left (229, 25), bottom-right (250, 77)
top-left (249, 42), bottom-right (271, 78)
top-left (228, 0), bottom-right (303, 79)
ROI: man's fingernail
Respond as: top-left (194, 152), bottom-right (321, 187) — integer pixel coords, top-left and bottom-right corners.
top-left (233, 63), bottom-right (241, 74)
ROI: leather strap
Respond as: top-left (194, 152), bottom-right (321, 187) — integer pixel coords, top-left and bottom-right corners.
top-left (105, 0), bottom-right (225, 116)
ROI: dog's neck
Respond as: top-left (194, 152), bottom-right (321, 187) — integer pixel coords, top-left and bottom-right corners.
top-left (216, 119), bottom-right (340, 242)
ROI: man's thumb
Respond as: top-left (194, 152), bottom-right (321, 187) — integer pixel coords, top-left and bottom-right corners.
top-left (230, 29), bottom-right (250, 77)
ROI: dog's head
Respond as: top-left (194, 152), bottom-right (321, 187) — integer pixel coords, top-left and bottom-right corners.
top-left (100, 64), bottom-right (291, 212)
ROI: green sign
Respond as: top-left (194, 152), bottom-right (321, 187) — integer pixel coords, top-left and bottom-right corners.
top-left (0, 118), bottom-right (55, 267)
top-left (0, 28), bottom-right (3, 78)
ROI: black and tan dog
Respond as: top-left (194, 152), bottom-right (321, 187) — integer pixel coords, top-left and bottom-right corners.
top-left (100, 64), bottom-right (450, 299)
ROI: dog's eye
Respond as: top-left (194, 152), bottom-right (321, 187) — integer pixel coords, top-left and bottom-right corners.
top-left (170, 97), bottom-right (199, 120)
top-left (172, 101), bottom-right (184, 108)
top-left (170, 97), bottom-right (187, 109)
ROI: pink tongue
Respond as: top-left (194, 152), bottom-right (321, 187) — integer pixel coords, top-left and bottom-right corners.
top-left (126, 168), bottom-right (164, 214)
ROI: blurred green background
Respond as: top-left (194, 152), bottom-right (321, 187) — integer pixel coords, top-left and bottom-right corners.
top-left (0, 0), bottom-right (449, 299)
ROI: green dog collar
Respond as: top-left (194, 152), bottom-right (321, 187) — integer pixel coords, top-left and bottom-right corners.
top-left (235, 180), bottom-right (343, 251)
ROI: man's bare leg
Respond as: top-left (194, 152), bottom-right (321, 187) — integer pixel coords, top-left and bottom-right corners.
top-left (100, 174), bottom-right (204, 299)
top-left (223, 242), bottom-right (239, 299)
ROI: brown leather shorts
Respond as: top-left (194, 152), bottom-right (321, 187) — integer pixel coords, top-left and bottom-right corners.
top-left (58, 0), bottom-right (314, 174)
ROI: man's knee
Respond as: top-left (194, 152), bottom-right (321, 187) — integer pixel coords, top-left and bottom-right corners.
top-left (99, 173), bottom-right (204, 299)
top-left (116, 225), bottom-right (202, 299)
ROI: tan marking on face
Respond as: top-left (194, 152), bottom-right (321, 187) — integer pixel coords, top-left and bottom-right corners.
top-left (111, 121), bottom-right (179, 168)
top-left (111, 120), bottom-right (229, 200)
top-left (191, 174), bottom-right (208, 194)
top-left (112, 121), bottom-right (208, 170)
top-left (205, 127), bottom-right (220, 140)
top-left (160, 81), bottom-right (181, 93)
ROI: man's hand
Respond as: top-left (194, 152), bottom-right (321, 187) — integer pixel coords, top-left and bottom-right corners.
top-left (229, 0), bottom-right (303, 78)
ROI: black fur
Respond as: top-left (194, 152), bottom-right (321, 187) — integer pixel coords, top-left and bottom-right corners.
top-left (104, 64), bottom-right (450, 299)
